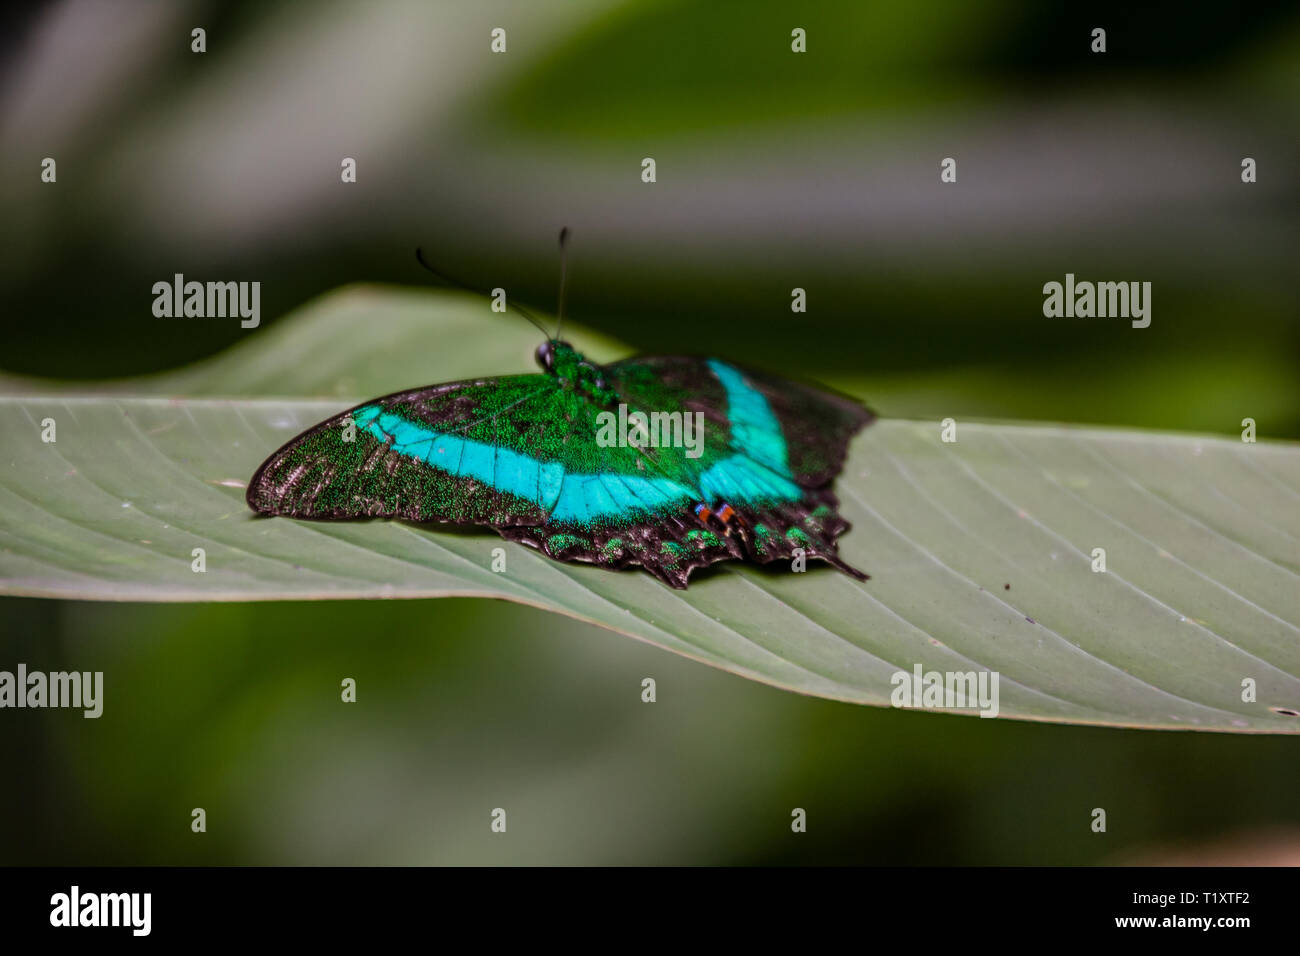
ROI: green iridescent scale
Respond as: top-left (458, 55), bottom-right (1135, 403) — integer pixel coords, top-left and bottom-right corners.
top-left (247, 341), bottom-right (874, 589)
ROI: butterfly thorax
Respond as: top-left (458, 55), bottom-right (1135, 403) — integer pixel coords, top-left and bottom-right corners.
top-left (536, 340), bottom-right (618, 405)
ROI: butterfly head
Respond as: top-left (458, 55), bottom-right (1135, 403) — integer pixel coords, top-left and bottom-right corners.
top-left (535, 339), bottom-right (581, 375)
top-left (535, 339), bottom-right (559, 373)
top-left (536, 340), bottom-right (615, 403)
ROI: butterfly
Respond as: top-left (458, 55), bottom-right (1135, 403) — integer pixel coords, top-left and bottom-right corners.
top-left (246, 235), bottom-right (875, 589)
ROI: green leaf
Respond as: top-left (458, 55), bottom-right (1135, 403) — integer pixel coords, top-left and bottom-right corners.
top-left (4, 287), bottom-right (1299, 732)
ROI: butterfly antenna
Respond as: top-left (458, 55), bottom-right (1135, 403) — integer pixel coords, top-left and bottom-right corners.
top-left (555, 226), bottom-right (570, 342)
top-left (415, 247), bottom-right (553, 341)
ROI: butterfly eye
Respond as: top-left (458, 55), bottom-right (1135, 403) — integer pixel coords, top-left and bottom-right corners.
top-left (535, 342), bottom-right (554, 371)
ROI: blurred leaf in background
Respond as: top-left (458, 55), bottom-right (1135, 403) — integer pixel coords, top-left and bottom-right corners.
top-left (1, 0), bottom-right (1296, 434)
top-left (5, 596), bottom-right (1300, 865)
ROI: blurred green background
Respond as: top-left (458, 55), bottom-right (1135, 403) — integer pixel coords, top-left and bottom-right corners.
top-left (1, 0), bottom-right (1298, 864)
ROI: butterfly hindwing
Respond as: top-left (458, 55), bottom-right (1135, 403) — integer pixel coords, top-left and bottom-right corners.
top-left (499, 486), bottom-right (857, 590)
top-left (605, 355), bottom-right (873, 488)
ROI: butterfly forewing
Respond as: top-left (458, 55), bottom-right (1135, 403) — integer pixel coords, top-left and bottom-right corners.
top-left (247, 375), bottom-right (559, 524)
